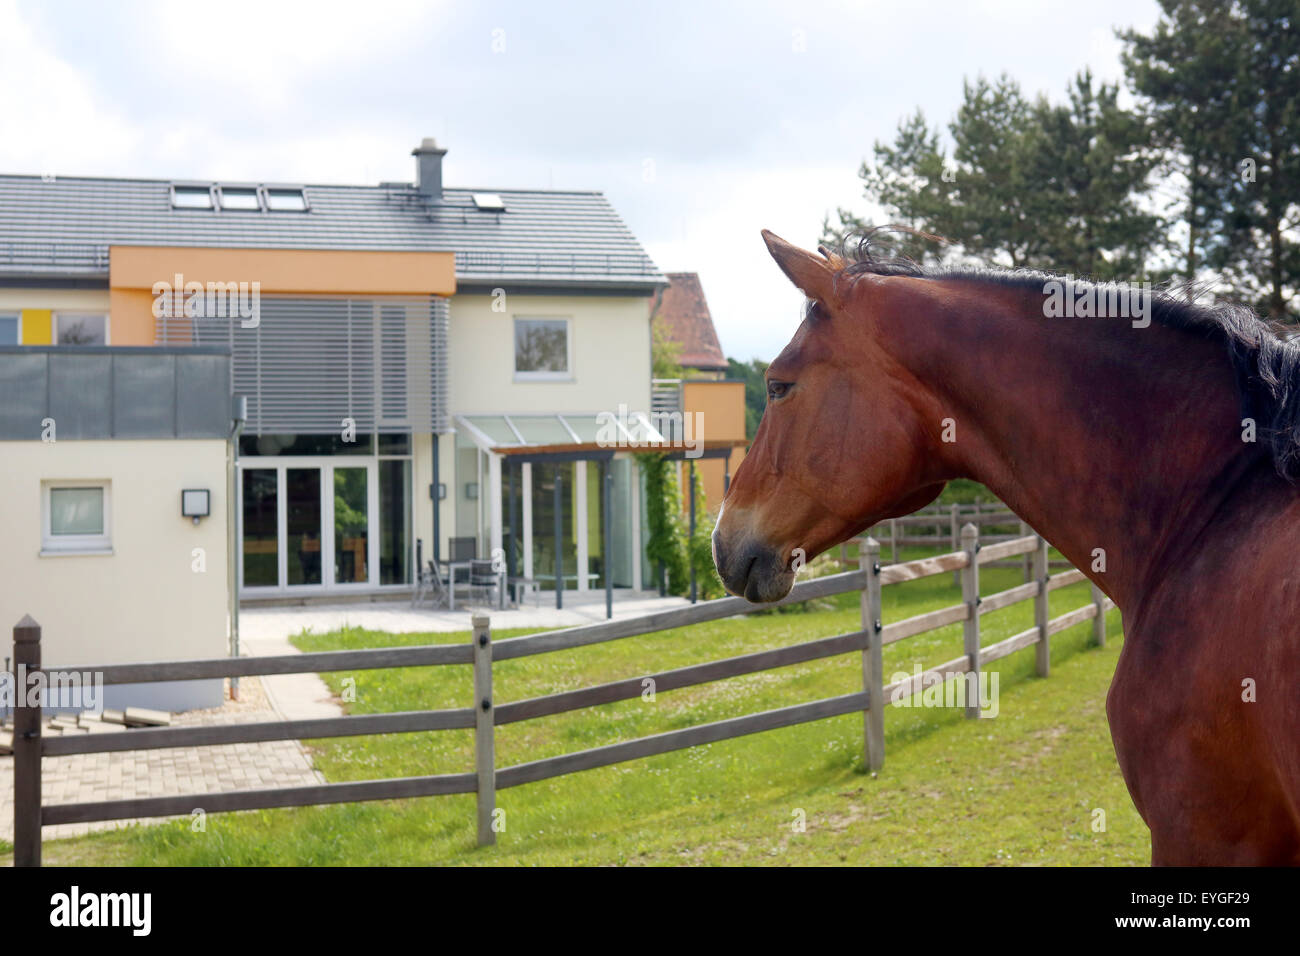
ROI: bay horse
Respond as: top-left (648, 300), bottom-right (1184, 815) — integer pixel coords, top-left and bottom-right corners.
top-left (713, 227), bottom-right (1300, 865)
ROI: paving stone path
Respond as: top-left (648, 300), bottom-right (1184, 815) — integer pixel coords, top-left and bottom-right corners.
top-left (0, 676), bottom-right (324, 842)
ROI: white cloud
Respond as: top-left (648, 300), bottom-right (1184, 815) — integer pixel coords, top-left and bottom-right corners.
top-left (138, 0), bottom-right (445, 111)
top-left (643, 162), bottom-right (869, 362)
top-left (0, 0), bottom-right (137, 173)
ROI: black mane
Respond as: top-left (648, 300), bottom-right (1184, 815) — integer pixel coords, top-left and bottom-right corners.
top-left (838, 225), bottom-right (1300, 482)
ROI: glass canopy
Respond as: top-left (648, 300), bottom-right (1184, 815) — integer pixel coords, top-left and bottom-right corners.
top-left (455, 412), bottom-right (667, 453)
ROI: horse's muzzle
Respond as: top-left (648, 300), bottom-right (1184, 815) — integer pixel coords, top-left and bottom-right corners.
top-left (712, 527), bottom-right (795, 603)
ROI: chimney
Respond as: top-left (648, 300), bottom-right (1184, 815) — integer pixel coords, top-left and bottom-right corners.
top-left (413, 137), bottom-right (447, 202)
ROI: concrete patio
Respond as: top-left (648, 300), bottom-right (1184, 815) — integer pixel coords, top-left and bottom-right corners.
top-left (239, 588), bottom-right (693, 644)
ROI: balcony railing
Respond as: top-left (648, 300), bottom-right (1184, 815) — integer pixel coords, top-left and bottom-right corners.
top-left (0, 241), bottom-right (109, 273)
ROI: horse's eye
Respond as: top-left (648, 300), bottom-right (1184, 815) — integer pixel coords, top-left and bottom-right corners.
top-left (767, 381), bottom-right (792, 401)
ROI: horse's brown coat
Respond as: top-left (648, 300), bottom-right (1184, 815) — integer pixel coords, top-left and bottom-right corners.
top-left (712, 231), bottom-right (1300, 865)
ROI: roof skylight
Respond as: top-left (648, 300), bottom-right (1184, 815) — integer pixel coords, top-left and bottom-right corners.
top-left (266, 188), bottom-right (308, 211)
top-left (219, 187), bottom-right (261, 211)
top-left (472, 193), bottom-right (506, 211)
top-left (171, 183), bottom-right (310, 213)
top-left (171, 185), bottom-right (213, 209)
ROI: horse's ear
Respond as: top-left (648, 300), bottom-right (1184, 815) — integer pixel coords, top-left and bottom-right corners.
top-left (762, 230), bottom-right (836, 304)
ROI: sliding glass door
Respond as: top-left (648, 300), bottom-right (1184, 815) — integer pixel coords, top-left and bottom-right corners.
top-left (239, 460), bottom-right (381, 593)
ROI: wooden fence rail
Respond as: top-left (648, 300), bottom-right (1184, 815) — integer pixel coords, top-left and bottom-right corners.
top-left (9, 524), bottom-right (1116, 866)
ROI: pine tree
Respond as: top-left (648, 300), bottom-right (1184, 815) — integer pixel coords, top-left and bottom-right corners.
top-left (1122, 0), bottom-right (1300, 320)
top-left (826, 72), bottom-right (1160, 278)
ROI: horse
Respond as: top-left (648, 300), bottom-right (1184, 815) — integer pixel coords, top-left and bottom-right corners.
top-left (712, 227), bottom-right (1300, 865)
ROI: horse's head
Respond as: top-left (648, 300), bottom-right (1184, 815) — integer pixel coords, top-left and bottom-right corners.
top-left (712, 230), bottom-right (950, 602)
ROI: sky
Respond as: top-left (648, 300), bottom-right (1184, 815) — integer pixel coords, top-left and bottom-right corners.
top-left (0, 0), bottom-right (1163, 362)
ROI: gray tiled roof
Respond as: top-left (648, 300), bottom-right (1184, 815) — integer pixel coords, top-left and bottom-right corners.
top-left (0, 174), bottom-right (664, 291)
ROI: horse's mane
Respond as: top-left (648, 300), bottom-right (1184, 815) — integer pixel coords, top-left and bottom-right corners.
top-left (836, 225), bottom-right (1300, 483)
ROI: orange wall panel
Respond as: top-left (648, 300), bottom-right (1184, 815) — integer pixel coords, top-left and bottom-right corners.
top-left (109, 246), bottom-right (456, 296)
top-left (682, 380), bottom-right (747, 441)
top-left (679, 381), bottom-right (748, 515)
top-left (108, 289), bottom-right (160, 345)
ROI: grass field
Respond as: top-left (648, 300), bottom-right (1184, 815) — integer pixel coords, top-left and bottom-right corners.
top-left (14, 549), bottom-right (1148, 866)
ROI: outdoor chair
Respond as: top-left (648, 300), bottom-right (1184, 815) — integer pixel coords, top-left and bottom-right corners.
top-left (411, 559), bottom-right (449, 609)
top-left (465, 558), bottom-right (503, 607)
top-left (449, 536), bottom-right (477, 561)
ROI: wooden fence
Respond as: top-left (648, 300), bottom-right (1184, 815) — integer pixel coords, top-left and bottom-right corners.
top-left (841, 501), bottom-right (1072, 572)
top-left (8, 523), bottom-right (1115, 866)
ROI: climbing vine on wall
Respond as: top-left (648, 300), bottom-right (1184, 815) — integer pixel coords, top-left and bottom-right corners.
top-left (637, 452), bottom-right (688, 595)
top-left (687, 465), bottom-right (726, 600)
top-left (635, 453), bottom-right (725, 600)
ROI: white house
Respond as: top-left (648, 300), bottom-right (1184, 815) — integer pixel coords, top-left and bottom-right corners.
top-left (0, 138), bottom-right (742, 709)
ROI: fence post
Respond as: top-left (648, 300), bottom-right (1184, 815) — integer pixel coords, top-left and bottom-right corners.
top-left (1090, 581), bottom-right (1107, 648)
top-left (1033, 535), bottom-right (1050, 677)
top-left (1019, 520), bottom-right (1032, 583)
top-left (959, 524), bottom-right (981, 718)
top-left (860, 537), bottom-right (885, 772)
top-left (13, 615), bottom-right (42, 867)
top-left (472, 614), bottom-right (496, 847)
top-left (889, 518), bottom-right (899, 565)
top-left (949, 503), bottom-right (960, 586)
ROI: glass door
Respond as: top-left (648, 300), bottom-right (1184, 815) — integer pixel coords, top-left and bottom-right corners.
top-left (239, 460), bottom-right (380, 592)
top-left (286, 468), bottom-right (323, 585)
top-left (531, 462), bottom-right (575, 590)
top-left (332, 466), bottom-right (369, 585)
top-left (241, 468), bottom-right (279, 588)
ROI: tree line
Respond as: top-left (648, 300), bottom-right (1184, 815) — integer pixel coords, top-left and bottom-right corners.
top-left (822, 0), bottom-right (1300, 323)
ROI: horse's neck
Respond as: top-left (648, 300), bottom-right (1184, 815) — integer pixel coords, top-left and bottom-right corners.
top-left (891, 280), bottom-right (1257, 610)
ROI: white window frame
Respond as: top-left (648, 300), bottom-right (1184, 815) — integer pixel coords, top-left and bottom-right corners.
top-left (170, 183), bottom-right (215, 209)
top-left (264, 186), bottom-right (310, 212)
top-left (41, 480), bottom-right (112, 555)
top-left (513, 316), bottom-right (573, 382)
top-left (53, 311), bottom-right (110, 346)
top-left (217, 185), bottom-right (263, 212)
top-left (0, 311), bottom-right (19, 346)
top-left (236, 458), bottom-right (382, 594)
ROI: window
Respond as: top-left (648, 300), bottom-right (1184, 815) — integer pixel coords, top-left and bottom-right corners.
top-left (219, 187), bottom-right (261, 211)
top-left (472, 193), bottom-right (506, 211)
top-left (266, 188), bottom-right (308, 211)
top-left (42, 482), bottom-right (111, 554)
top-left (172, 184), bottom-right (213, 209)
top-left (0, 312), bottom-right (18, 345)
top-left (514, 317), bottom-right (571, 379)
top-left (173, 183), bottom-right (310, 212)
top-left (54, 313), bottom-right (108, 345)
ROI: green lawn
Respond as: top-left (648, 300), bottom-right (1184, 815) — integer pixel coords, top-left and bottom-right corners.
top-left (16, 549), bottom-right (1147, 866)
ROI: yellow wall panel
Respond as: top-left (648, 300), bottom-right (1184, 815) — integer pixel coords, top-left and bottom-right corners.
top-left (20, 309), bottom-right (51, 344)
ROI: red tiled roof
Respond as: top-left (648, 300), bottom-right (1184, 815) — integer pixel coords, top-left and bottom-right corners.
top-left (650, 272), bottom-right (728, 372)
